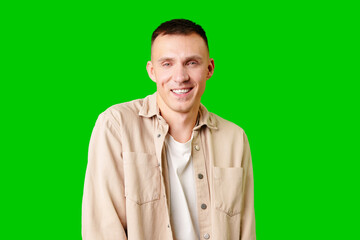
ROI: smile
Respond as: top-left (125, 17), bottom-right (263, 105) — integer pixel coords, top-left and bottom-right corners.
top-left (171, 88), bottom-right (192, 95)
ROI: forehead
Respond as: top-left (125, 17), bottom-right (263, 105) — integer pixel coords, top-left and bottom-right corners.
top-left (151, 33), bottom-right (209, 60)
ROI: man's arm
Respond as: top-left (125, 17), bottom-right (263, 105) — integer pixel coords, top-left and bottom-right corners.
top-left (82, 112), bottom-right (127, 240)
top-left (240, 132), bottom-right (256, 240)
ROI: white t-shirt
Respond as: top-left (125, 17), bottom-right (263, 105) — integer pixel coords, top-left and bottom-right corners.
top-left (165, 134), bottom-right (200, 240)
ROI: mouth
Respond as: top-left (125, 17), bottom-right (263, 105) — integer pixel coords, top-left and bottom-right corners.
top-left (171, 88), bottom-right (193, 95)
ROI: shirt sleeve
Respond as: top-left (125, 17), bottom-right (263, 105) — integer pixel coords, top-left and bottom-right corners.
top-left (82, 112), bottom-right (127, 240)
top-left (240, 132), bottom-right (256, 240)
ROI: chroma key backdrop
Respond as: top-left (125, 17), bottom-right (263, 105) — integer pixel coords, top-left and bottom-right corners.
top-left (1, 1), bottom-right (358, 239)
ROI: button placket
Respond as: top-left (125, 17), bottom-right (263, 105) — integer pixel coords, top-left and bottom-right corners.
top-left (154, 120), bottom-right (171, 238)
top-left (192, 131), bottom-right (212, 238)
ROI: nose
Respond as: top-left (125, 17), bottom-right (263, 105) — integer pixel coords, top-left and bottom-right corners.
top-left (173, 64), bottom-right (190, 83)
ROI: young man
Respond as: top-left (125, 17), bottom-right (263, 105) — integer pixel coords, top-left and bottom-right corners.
top-left (82, 19), bottom-right (256, 240)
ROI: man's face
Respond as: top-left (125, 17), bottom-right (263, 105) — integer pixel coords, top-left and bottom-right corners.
top-left (147, 33), bottom-right (214, 115)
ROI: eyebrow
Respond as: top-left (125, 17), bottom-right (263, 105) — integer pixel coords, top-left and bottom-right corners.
top-left (157, 55), bottom-right (204, 63)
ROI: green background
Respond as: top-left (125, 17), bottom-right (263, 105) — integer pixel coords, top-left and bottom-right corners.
top-left (1, 1), bottom-right (359, 239)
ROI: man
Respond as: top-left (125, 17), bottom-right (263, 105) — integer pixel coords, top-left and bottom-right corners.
top-left (82, 19), bottom-right (256, 240)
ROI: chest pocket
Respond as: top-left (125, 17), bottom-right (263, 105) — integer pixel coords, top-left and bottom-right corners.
top-left (123, 152), bottom-right (161, 205)
top-left (213, 166), bottom-right (243, 216)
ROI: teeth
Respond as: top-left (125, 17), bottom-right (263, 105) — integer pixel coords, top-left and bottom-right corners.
top-left (172, 89), bottom-right (190, 94)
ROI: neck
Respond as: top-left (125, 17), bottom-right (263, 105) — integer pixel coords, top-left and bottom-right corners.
top-left (157, 96), bottom-right (199, 143)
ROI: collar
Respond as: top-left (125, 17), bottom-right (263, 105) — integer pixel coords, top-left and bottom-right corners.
top-left (138, 92), bottom-right (218, 130)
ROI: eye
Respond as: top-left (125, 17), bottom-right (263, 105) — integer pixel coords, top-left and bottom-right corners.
top-left (187, 61), bottom-right (198, 66)
top-left (162, 62), bottom-right (171, 67)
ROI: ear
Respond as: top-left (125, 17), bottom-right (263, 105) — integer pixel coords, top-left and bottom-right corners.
top-left (146, 61), bottom-right (156, 83)
top-left (206, 58), bottom-right (215, 80)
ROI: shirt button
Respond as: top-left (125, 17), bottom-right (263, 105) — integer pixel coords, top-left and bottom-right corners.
top-left (194, 145), bottom-right (200, 151)
top-left (203, 233), bottom-right (210, 239)
top-left (198, 173), bottom-right (204, 179)
top-left (201, 203), bottom-right (207, 209)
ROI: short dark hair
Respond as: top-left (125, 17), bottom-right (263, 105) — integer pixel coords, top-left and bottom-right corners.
top-left (151, 19), bottom-right (209, 50)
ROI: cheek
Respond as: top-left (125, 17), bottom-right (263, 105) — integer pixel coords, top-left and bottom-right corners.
top-left (155, 70), bottom-right (172, 85)
top-left (194, 70), bottom-right (208, 85)
top-left (197, 71), bottom-right (208, 93)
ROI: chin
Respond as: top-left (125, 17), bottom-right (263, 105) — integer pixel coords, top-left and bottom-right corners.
top-left (171, 103), bottom-right (196, 114)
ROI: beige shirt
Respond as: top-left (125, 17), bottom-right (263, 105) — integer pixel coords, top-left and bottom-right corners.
top-left (82, 93), bottom-right (256, 240)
